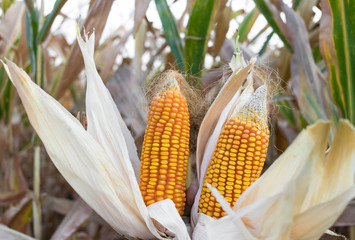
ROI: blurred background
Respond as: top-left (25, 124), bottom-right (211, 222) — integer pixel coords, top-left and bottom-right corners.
top-left (0, 0), bottom-right (354, 239)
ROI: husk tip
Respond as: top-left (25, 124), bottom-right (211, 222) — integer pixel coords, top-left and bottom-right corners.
top-left (338, 119), bottom-right (355, 132)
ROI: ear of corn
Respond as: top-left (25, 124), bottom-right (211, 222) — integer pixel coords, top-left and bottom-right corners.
top-left (198, 86), bottom-right (269, 219)
top-left (139, 86), bottom-right (190, 216)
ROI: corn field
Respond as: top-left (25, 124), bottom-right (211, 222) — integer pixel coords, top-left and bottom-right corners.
top-left (0, 0), bottom-right (355, 239)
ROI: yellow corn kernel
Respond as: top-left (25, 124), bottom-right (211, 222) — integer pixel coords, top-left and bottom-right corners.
top-left (198, 118), bottom-right (269, 219)
top-left (139, 88), bottom-right (190, 216)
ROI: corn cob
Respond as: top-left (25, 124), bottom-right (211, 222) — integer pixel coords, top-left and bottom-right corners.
top-left (198, 86), bottom-right (269, 219)
top-left (139, 86), bottom-right (190, 216)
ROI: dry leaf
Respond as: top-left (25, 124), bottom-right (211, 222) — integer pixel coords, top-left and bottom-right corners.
top-left (134, 0), bottom-right (152, 35)
top-left (283, 4), bottom-right (327, 117)
top-left (0, 157), bottom-right (29, 206)
top-left (95, 29), bottom-right (132, 83)
top-left (0, 2), bottom-right (25, 57)
top-left (0, 224), bottom-right (34, 240)
top-left (50, 198), bottom-right (93, 240)
top-left (213, 6), bottom-right (232, 57)
top-left (106, 64), bottom-right (147, 139)
top-left (295, 0), bottom-right (318, 28)
top-left (55, 0), bottom-right (114, 99)
top-left (1, 197), bottom-right (32, 234)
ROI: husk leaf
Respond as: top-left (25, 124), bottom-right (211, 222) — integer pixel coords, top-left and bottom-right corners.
top-left (2, 60), bottom-right (152, 238)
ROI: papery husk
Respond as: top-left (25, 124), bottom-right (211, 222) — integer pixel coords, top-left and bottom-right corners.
top-left (2, 59), bottom-right (152, 238)
top-left (148, 200), bottom-right (191, 238)
top-left (193, 120), bottom-right (355, 240)
top-left (77, 26), bottom-right (141, 185)
top-left (290, 120), bottom-right (355, 239)
top-left (77, 31), bottom-right (160, 237)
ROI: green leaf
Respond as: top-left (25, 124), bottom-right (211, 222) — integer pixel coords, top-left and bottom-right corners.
top-left (277, 98), bottom-right (297, 128)
top-left (231, 9), bottom-right (244, 19)
top-left (304, 88), bottom-right (324, 121)
top-left (25, 7), bottom-right (40, 77)
top-left (249, 24), bottom-right (269, 44)
top-left (155, 0), bottom-right (184, 72)
top-left (0, 66), bottom-right (7, 119)
top-left (258, 31), bottom-right (274, 55)
top-left (185, 0), bottom-right (219, 83)
top-left (320, 0), bottom-right (355, 124)
top-left (25, 10), bottom-right (36, 77)
top-left (298, 112), bottom-right (308, 129)
top-left (293, 0), bottom-right (302, 10)
top-left (2, 76), bottom-right (14, 122)
top-left (254, 0), bottom-right (291, 50)
top-left (0, 65), bottom-right (6, 94)
top-left (38, 0), bottom-right (67, 43)
top-left (236, 8), bottom-right (259, 42)
top-left (291, 62), bottom-right (325, 125)
top-left (312, 45), bottom-right (323, 63)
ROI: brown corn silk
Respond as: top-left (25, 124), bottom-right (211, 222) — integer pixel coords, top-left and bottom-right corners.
top-left (139, 86), bottom-right (190, 216)
top-left (198, 86), bottom-right (269, 219)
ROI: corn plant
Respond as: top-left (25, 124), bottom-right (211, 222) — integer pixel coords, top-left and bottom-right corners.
top-left (0, 0), bottom-right (355, 239)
